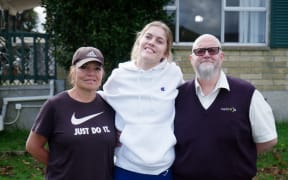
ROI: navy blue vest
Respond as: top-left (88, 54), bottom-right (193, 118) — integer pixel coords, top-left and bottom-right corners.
top-left (173, 76), bottom-right (257, 180)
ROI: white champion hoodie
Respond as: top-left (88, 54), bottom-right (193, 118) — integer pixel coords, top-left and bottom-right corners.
top-left (101, 60), bottom-right (184, 175)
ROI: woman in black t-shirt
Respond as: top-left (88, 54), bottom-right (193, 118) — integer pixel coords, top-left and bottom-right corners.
top-left (26, 47), bottom-right (116, 180)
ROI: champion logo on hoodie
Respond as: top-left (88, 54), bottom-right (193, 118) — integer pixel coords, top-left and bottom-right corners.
top-left (160, 87), bottom-right (165, 91)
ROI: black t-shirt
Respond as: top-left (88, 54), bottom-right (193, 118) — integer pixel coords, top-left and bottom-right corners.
top-left (32, 91), bottom-right (116, 180)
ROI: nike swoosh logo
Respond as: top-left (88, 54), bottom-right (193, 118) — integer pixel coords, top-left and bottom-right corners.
top-left (71, 112), bottom-right (104, 125)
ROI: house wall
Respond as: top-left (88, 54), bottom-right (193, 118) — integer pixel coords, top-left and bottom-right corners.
top-left (0, 80), bottom-right (65, 131)
top-left (173, 47), bottom-right (288, 121)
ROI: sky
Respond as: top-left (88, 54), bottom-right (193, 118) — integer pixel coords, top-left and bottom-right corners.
top-left (33, 6), bottom-right (46, 33)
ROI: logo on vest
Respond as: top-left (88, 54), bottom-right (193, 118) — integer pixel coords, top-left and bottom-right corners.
top-left (220, 107), bottom-right (237, 112)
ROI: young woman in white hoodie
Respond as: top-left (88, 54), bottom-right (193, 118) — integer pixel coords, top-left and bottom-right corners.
top-left (101, 21), bottom-right (184, 180)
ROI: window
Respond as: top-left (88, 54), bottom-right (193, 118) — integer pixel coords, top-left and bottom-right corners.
top-left (164, 0), bottom-right (269, 46)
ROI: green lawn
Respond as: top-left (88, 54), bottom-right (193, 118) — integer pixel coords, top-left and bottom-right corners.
top-left (255, 122), bottom-right (288, 179)
top-left (0, 122), bottom-right (287, 179)
top-left (0, 129), bottom-right (44, 179)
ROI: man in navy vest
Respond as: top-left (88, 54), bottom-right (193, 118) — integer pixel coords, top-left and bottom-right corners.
top-left (172, 34), bottom-right (278, 180)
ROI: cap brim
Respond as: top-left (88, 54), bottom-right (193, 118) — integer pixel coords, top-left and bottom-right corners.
top-left (75, 58), bottom-right (103, 68)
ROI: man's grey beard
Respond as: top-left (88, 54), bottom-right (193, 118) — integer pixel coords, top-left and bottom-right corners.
top-left (196, 63), bottom-right (217, 81)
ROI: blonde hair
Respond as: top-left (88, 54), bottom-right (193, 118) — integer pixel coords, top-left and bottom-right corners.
top-left (68, 66), bottom-right (76, 86)
top-left (130, 21), bottom-right (173, 62)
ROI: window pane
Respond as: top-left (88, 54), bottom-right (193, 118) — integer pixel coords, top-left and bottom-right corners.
top-left (226, 0), bottom-right (266, 7)
top-left (226, 0), bottom-right (239, 6)
top-left (179, 0), bottom-right (221, 42)
top-left (225, 11), bottom-right (266, 43)
top-left (166, 10), bottom-right (176, 42)
top-left (225, 12), bottom-right (239, 42)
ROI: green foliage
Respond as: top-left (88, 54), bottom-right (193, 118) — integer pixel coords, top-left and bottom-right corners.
top-left (15, 10), bottom-right (38, 32)
top-left (41, 0), bottom-right (171, 78)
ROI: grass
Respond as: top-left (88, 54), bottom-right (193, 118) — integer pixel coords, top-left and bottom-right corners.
top-left (255, 122), bottom-right (288, 179)
top-left (0, 129), bottom-right (44, 180)
top-left (0, 123), bottom-right (287, 179)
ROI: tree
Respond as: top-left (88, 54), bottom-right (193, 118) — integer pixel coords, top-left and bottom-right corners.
top-left (16, 10), bottom-right (38, 32)
top-left (41, 0), bottom-right (171, 78)
top-left (3, 9), bottom-right (38, 32)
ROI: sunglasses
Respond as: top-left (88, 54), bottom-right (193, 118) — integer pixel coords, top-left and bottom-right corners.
top-left (193, 47), bottom-right (221, 56)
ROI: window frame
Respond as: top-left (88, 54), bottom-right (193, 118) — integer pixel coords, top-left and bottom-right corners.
top-left (164, 0), bottom-right (270, 47)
